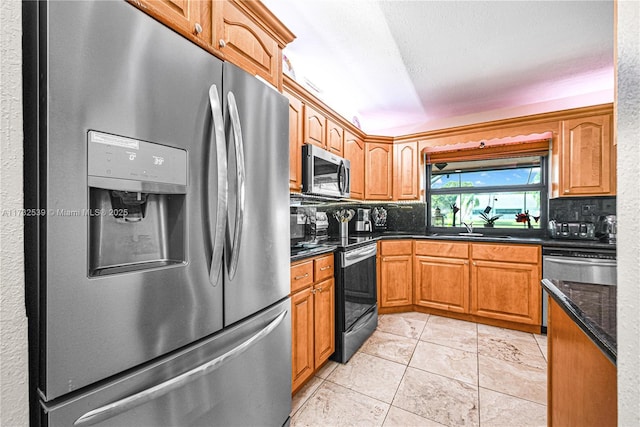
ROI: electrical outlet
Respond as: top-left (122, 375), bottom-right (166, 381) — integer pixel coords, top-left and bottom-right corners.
top-left (581, 204), bottom-right (594, 214)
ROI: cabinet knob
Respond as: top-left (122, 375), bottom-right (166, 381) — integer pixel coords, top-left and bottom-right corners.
top-left (464, 261), bottom-right (469, 265)
top-left (194, 22), bottom-right (203, 35)
top-left (219, 39), bottom-right (227, 48)
top-left (320, 266), bottom-right (331, 271)
top-left (473, 262), bottom-right (477, 266)
top-left (294, 273), bottom-right (309, 280)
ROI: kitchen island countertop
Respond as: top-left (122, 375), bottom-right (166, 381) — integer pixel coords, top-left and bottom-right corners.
top-left (541, 278), bottom-right (617, 364)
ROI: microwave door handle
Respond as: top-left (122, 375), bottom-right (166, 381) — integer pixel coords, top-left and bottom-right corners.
top-left (337, 160), bottom-right (345, 194)
top-left (226, 91), bottom-right (245, 280)
top-left (73, 310), bottom-right (287, 427)
top-left (207, 84), bottom-right (228, 288)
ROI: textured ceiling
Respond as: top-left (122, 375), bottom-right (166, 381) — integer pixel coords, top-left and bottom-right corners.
top-left (262, 0), bottom-right (614, 136)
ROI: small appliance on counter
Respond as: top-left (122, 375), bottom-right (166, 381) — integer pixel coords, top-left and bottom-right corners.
top-left (596, 215), bottom-right (617, 244)
top-left (372, 207), bottom-right (387, 231)
top-left (548, 220), bottom-right (597, 240)
top-left (355, 208), bottom-right (372, 232)
top-left (313, 211), bottom-right (329, 240)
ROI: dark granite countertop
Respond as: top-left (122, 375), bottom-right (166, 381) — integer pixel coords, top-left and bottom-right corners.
top-left (290, 231), bottom-right (615, 262)
top-left (541, 278), bottom-right (617, 364)
top-left (290, 245), bottom-right (337, 263)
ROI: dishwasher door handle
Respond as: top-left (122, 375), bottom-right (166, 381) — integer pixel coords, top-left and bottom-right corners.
top-left (544, 256), bottom-right (617, 268)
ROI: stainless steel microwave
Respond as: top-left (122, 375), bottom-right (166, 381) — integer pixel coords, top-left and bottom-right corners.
top-left (302, 144), bottom-right (350, 198)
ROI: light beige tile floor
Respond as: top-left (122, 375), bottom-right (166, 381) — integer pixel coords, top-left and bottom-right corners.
top-left (291, 312), bottom-right (547, 427)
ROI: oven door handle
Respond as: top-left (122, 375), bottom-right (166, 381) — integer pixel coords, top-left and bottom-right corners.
top-left (544, 257), bottom-right (617, 268)
top-left (343, 245), bottom-right (377, 267)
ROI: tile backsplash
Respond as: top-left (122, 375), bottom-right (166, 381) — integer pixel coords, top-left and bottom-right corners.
top-left (290, 201), bottom-right (426, 239)
top-left (548, 196), bottom-right (616, 223)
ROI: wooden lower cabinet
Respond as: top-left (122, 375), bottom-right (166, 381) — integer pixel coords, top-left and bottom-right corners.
top-left (313, 278), bottom-right (335, 367)
top-left (290, 254), bottom-right (335, 393)
top-left (548, 298), bottom-right (617, 426)
top-left (470, 260), bottom-right (540, 325)
top-left (378, 239), bottom-right (542, 332)
top-left (469, 243), bottom-right (541, 326)
top-left (378, 241), bottom-right (413, 308)
top-left (291, 287), bottom-right (314, 392)
top-left (415, 256), bottom-right (469, 313)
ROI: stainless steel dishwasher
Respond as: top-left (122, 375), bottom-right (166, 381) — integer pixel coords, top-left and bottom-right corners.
top-left (542, 247), bottom-right (616, 331)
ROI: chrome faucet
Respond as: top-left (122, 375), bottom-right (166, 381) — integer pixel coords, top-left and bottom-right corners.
top-left (463, 222), bottom-right (473, 233)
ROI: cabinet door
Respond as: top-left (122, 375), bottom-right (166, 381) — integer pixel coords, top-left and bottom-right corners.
top-left (284, 89), bottom-right (304, 192)
top-left (313, 278), bottom-right (335, 367)
top-left (415, 256), bottom-right (469, 313)
top-left (130, 0), bottom-right (211, 43)
top-left (291, 287), bottom-right (314, 392)
top-left (548, 299), bottom-right (617, 426)
top-left (560, 114), bottom-right (613, 196)
top-left (393, 141), bottom-right (418, 200)
top-left (365, 143), bottom-right (393, 200)
top-left (326, 119), bottom-right (344, 156)
top-left (304, 104), bottom-right (327, 149)
top-left (470, 260), bottom-right (541, 325)
top-left (379, 255), bottom-right (413, 307)
top-left (344, 131), bottom-right (365, 199)
top-left (214, 1), bottom-right (280, 88)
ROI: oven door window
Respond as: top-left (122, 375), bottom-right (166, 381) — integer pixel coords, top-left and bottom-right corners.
top-left (343, 254), bottom-right (377, 330)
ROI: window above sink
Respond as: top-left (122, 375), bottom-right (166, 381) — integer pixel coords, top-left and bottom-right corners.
top-left (427, 155), bottom-right (548, 236)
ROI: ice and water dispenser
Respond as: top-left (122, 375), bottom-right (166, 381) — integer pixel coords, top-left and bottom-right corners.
top-left (87, 131), bottom-right (187, 276)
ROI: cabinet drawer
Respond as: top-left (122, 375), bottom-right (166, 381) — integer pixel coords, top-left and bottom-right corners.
top-left (290, 260), bottom-right (314, 293)
top-left (415, 241), bottom-right (468, 258)
top-left (314, 254), bottom-right (335, 282)
top-left (380, 240), bottom-right (413, 256)
top-left (471, 243), bottom-right (540, 263)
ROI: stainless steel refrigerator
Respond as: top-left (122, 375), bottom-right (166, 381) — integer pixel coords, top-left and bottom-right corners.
top-left (23, 1), bottom-right (291, 425)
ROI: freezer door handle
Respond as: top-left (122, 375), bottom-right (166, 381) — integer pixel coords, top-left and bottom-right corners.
top-left (225, 91), bottom-right (245, 280)
top-left (73, 309), bottom-right (288, 427)
top-left (208, 84), bottom-right (228, 288)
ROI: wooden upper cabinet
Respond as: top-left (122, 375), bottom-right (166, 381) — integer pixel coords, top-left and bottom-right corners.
top-left (326, 119), bottom-right (344, 156)
top-left (304, 104), bottom-right (327, 149)
top-left (214, 1), bottom-right (279, 87)
top-left (559, 114), bottom-right (614, 197)
top-left (284, 88), bottom-right (304, 192)
top-left (344, 131), bottom-right (365, 200)
top-left (365, 142), bottom-right (393, 200)
top-left (393, 141), bottom-right (419, 200)
top-left (129, 0), bottom-right (212, 46)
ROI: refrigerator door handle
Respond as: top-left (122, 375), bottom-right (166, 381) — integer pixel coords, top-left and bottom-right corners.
top-left (208, 84), bottom-right (228, 288)
top-left (73, 309), bottom-right (288, 427)
top-left (226, 91), bottom-right (245, 280)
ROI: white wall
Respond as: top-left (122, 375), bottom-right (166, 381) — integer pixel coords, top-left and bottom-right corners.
top-left (616, 1), bottom-right (640, 425)
top-left (0, 0), bottom-right (29, 426)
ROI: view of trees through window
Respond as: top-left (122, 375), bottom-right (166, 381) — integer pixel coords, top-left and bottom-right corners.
top-left (428, 156), bottom-right (546, 230)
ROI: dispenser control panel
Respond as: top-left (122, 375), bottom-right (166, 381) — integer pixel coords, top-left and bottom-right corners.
top-left (88, 131), bottom-right (187, 186)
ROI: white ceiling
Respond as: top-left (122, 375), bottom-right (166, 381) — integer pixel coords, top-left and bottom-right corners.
top-left (262, 0), bottom-right (614, 136)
